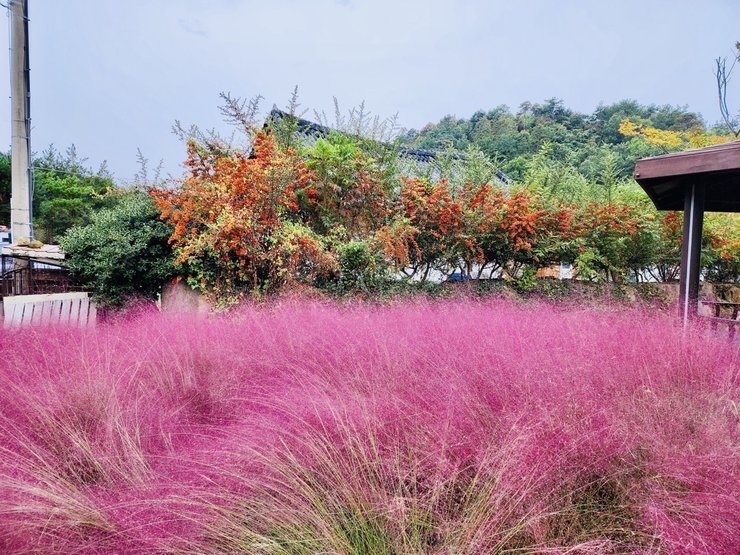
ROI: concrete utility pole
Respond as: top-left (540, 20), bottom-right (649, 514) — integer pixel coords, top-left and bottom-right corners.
top-left (9, 0), bottom-right (33, 241)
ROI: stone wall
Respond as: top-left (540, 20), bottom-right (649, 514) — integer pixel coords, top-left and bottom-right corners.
top-left (160, 281), bottom-right (211, 314)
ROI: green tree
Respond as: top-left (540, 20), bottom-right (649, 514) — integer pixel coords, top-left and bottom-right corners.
top-left (403, 98), bottom-right (708, 187)
top-left (304, 132), bottom-right (394, 237)
top-left (60, 192), bottom-right (176, 308)
top-left (0, 153), bottom-right (10, 226)
top-left (32, 145), bottom-right (116, 243)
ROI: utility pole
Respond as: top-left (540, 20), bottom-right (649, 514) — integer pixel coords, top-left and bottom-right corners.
top-left (9, 0), bottom-right (33, 242)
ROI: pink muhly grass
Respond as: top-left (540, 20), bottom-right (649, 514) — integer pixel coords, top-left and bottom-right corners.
top-left (0, 298), bottom-right (736, 553)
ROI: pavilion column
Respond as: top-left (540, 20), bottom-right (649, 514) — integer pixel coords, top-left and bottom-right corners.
top-left (678, 182), bottom-right (705, 324)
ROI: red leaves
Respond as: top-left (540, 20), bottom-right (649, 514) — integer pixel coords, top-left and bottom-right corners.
top-left (372, 219), bottom-right (419, 270)
top-left (499, 192), bottom-right (546, 251)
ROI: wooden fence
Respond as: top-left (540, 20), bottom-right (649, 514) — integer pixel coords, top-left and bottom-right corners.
top-left (2, 292), bottom-right (96, 328)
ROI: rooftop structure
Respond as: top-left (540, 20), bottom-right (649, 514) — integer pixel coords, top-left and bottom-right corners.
top-left (634, 141), bottom-right (740, 212)
top-left (267, 108), bottom-right (512, 185)
top-left (634, 141), bottom-right (740, 325)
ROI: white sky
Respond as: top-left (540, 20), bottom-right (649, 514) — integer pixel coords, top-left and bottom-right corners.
top-left (1, 0), bottom-right (738, 181)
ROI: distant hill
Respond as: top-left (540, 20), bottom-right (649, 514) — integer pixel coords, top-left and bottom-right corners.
top-left (400, 98), bottom-right (719, 181)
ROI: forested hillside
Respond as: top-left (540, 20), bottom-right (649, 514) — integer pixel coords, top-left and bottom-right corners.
top-left (401, 98), bottom-right (727, 182)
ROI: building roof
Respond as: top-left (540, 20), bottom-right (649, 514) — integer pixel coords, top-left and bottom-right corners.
top-left (267, 108), bottom-right (512, 185)
top-left (633, 141), bottom-right (740, 212)
top-left (2, 243), bottom-right (65, 265)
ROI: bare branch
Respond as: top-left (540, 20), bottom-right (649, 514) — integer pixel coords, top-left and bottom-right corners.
top-left (715, 52), bottom-right (740, 137)
top-left (285, 85), bottom-right (307, 118)
top-left (134, 148), bottom-right (148, 184)
top-left (218, 91), bottom-right (264, 138)
top-left (333, 97), bottom-right (345, 131)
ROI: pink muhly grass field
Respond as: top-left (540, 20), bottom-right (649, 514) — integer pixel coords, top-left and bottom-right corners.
top-left (0, 299), bottom-right (737, 554)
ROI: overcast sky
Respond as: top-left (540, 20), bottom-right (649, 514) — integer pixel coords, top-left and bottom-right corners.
top-left (1, 0), bottom-right (738, 182)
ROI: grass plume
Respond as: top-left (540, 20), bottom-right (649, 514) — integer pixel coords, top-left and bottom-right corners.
top-left (0, 299), bottom-right (737, 553)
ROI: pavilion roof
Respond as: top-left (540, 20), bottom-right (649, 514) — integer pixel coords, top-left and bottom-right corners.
top-left (633, 141), bottom-right (740, 212)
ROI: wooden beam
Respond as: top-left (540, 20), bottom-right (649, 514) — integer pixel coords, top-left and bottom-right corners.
top-left (635, 141), bottom-right (740, 181)
top-left (634, 142), bottom-right (740, 213)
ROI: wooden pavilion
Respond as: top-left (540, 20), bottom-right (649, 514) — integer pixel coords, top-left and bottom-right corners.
top-left (634, 141), bottom-right (740, 326)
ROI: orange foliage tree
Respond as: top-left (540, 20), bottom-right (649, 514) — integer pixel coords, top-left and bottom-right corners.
top-left (464, 184), bottom-right (574, 278)
top-left (151, 132), bottom-right (337, 301)
top-left (398, 177), bottom-right (468, 280)
top-left (703, 214), bottom-right (740, 283)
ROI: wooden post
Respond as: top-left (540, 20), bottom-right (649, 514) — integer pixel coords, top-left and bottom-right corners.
top-left (678, 183), bottom-right (705, 326)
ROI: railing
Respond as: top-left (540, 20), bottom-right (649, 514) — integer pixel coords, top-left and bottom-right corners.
top-left (1, 264), bottom-right (82, 297)
top-left (1, 257), bottom-right (96, 328)
top-left (700, 300), bottom-right (739, 341)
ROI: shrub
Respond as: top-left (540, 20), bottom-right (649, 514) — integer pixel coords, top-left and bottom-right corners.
top-left (334, 240), bottom-right (386, 292)
top-left (151, 133), bottom-right (337, 303)
top-left (60, 191), bottom-right (176, 307)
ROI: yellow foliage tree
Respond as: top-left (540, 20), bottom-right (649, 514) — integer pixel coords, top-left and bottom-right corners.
top-left (619, 119), bottom-right (731, 151)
